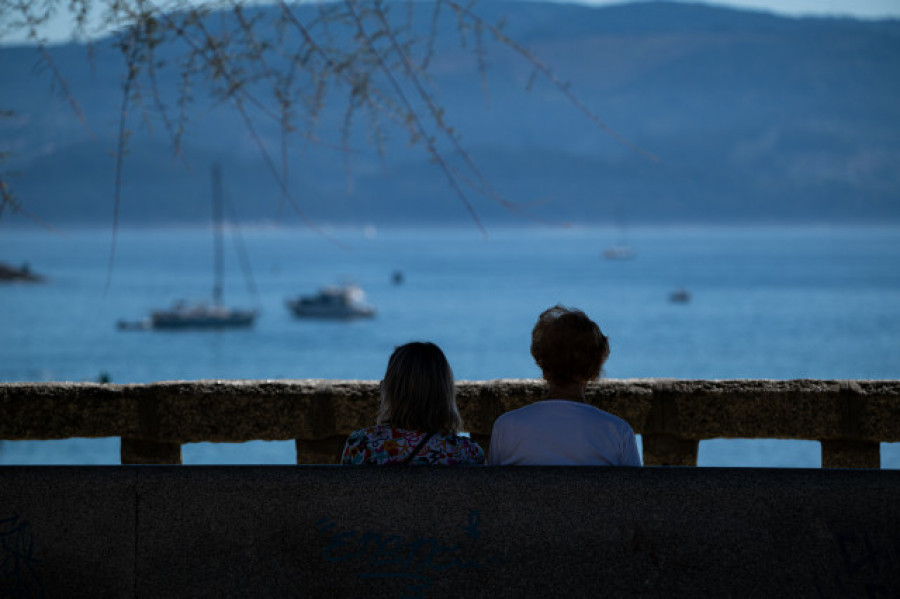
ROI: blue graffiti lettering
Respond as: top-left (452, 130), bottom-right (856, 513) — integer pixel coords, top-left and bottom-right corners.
top-left (0, 515), bottom-right (45, 599)
top-left (315, 510), bottom-right (503, 597)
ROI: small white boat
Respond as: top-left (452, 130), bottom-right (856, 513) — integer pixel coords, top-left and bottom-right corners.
top-left (603, 204), bottom-right (636, 260)
top-left (603, 245), bottom-right (636, 260)
top-left (286, 285), bottom-right (376, 319)
top-left (669, 288), bottom-right (691, 303)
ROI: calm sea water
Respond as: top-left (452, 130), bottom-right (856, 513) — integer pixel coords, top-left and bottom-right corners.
top-left (1, 224), bottom-right (898, 467)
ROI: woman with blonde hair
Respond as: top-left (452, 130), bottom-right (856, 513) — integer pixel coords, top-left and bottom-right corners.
top-left (342, 342), bottom-right (485, 465)
top-left (488, 305), bottom-right (641, 466)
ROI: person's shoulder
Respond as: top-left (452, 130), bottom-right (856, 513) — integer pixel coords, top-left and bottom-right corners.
top-left (492, 403), bottom-right (536, 426)
top-left (348, 424), bottom-right (396, 440)
top-left (578, 404), bottom-right (635, 431)
top-left (498, 400), bottom-right (587, 419)
top-left (440, 432), bottom-right (480, 447)
top-left (495, 401), bottom-right (631, 425)
top-left (461, 436), bottom-right (485, 453)
top-left (492, 400), bottom-right (569, 428)
top-left (440, 433), bottom-right (486, 464)
top-left (499, 400), bottom-right (561, 417)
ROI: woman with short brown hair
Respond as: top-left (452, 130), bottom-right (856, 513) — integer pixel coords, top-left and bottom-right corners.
top-left (488, 305), bottom-right (641, 466)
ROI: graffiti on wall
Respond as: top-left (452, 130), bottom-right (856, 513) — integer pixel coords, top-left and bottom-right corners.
top-left (819, 529), bottom-right (900, 598)
top-left (315, 509), bottom-right (504, 598)
top-left (0, 515), bottom-right (44, 599)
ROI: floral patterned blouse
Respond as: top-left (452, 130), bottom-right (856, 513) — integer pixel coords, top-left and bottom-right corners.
top-left (341, 424), bottom-right (485, 465)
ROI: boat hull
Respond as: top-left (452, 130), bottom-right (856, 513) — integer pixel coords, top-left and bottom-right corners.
top-left (285, 301), bottom-right (375, 320)
top-left (0, 262), bottom-right (44, 283)
top-left (285, 284), bottom-right (376, 320)
top-left (151, 309), bottom-right (257, 330)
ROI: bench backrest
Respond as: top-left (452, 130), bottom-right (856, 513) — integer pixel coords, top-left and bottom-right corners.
top-left (1, 466), bottom-right (898, 597)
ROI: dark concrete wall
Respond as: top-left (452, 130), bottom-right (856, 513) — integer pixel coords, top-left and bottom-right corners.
top-left (2, 466), bottom-right (898, 598)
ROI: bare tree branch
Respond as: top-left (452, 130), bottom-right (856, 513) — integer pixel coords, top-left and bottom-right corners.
top-left (444, 0), bottom-right (659, 163)
top-left (1, 0), bottom-right (654, 237)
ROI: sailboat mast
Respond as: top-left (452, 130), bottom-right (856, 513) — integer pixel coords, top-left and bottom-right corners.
top-left (211, 163), bottom-right (224, 307)
top-left (614, 202), bottom-right (628, 246)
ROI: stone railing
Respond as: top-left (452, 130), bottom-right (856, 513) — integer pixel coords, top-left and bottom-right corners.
top-left (2, 379), bottom-right (899, 467)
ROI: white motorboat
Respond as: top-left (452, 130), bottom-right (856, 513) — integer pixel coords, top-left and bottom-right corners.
top-left (286, 284), bottom-right (376, 319)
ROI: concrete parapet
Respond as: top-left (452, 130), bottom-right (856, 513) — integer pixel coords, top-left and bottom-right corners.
top-left (1, 466), bottom-right (898, 597)
top-left (2, 379), bottom-right (899, 466)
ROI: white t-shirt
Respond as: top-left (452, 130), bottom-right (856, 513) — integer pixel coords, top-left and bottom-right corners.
top-left (488, 400), bottom-right (642, 466)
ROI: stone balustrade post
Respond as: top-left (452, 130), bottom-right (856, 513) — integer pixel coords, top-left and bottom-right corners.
top-left (642, 384), bottom-right (699, 466)
top-left (121, 437), bottom-right (182, 464)
top-left (820, 440), bottom-right (880, 468)
top-left (296, 436), bottom-right (345, 464)
top-left (820, 381), bottom-right (880, 468)
top-left (120, 391), bottom-right (182, 465)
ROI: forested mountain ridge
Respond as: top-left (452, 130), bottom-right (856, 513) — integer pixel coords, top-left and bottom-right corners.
top-left (1, 1), bottom-right (898, 226)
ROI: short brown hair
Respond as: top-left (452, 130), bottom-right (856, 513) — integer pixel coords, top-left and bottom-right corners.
top-left (530, 305), bottom-right (610, 385)
top-left (377, 342), bottom-right (463, 434)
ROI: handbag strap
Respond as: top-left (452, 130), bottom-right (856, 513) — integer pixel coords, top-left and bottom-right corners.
top-left (400, 432), bottom-right (434, 465)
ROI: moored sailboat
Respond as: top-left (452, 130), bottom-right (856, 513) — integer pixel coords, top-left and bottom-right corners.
top-left (117, 164), bottom-right (258, 331)
top-left (602, 203), bottom-right (635, 260)
top-left (0, 261), bottom-right (44, 283)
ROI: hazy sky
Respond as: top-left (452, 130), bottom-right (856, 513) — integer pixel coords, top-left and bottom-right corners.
top-left (580, 0), bottom-right (900, 19)
top-left (2, 0), bottom-right (899, 44)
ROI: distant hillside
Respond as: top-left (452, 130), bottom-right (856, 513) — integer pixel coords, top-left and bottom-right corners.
top-left (1, 1), bottom-right (898, 226)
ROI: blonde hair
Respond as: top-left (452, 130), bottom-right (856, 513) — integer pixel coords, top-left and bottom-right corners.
top-left (377, 342), bottom-right (463, 434)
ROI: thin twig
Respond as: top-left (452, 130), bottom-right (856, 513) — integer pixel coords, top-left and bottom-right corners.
top-left (105, 26), bottom-right (142, 295)
top-left (373, 2), bottom-right (536, 221)
top-left (445, 0), bottom-right (659, 163)
top-left (37, 45), bottom-right (97, 140)
top-left (0, 176), bottom-right (60, 232)
top-left (348, 0), bottom-right (487, 235)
